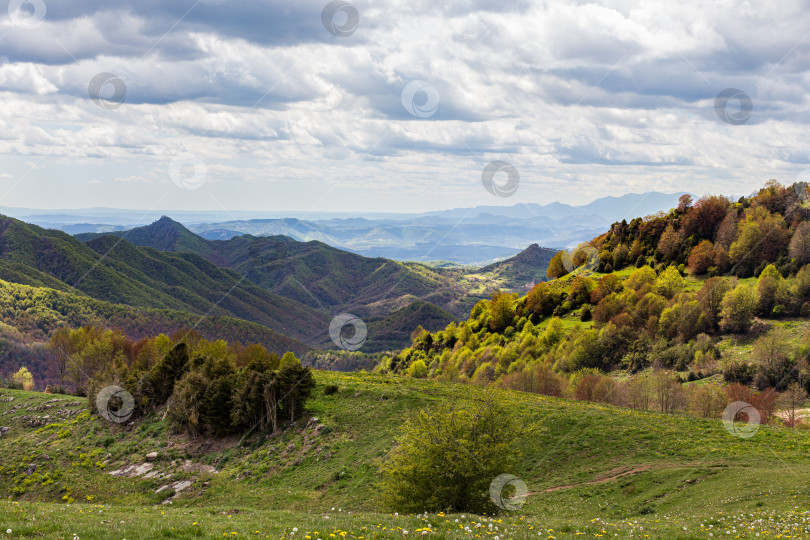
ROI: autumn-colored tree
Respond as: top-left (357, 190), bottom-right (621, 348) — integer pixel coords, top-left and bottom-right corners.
top-left (526, 282), bottom-right (559, 318)
top-left (681, 195), bottom-right (731, 240)
top-left (752, 327), bottom-right (792, 390)
top-left (590, 274), bottom-right (623, 304)
top-left (751, 388), bottom-right (779, 425)
top-left (752, 179), bottom-right (792, 215)
top-left (779, 382), bottom-right (807, 427)
top-left (501, 364), bottom-right (562, 397)
top-left (593, 294), bottom-right (626, 325)
top-left (626, 372), bottom-right (653, 410)
top-left (688, 384), bottom-right (727, 418)
top-left (48, 327), bottom-right (73, 390)
top-left (677, 194), bottom-right (693, 213)
top-left (790, 221), bottom-right (810, 265)
top-left (656, 223), bottom-right (680, 261)
top-left (714, 209), bottom-right (738, 249)
top-left (687, 240), bottom-right (716, 274)
top-left (653, 370), bottom-right (685, 413)
top-left (566, 276), bottom-right (594, 308)
top-left (546, 251), bottom-right (568, 279)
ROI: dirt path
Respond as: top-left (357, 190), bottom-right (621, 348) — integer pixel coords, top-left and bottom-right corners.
top-left (529, 464), bottom-right (666, 495)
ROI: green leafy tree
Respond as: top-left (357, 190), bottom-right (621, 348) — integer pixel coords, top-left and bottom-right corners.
top-left (11, 366), bottom-right (34, 391)
top-left (546, 251), bottom-right (568, 279)
top-left (407, 359), bottom-right (429, 378)
top-left (144, 343), bottom-right (189, 406)
top-left (488, 291), bottom-right (516, 332)
top-left (719, 283), bottom-right (757, 333)
top-left (696, 277), bottom-right (732, 331)
top-left (168, 371), bottom-right (208, 436)
top-left (654, 266), bottom-right (684, 299)
top-left (381, 393), bottom-right (531, 513)
top-left (277, 364), bottom-right (316, 424)
top-left (625, 265), bottom-right (656, 291)
top-left (279, 351), bottom-right (301, 370)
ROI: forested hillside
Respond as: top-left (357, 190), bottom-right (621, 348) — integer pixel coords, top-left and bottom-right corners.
top-left (383, 181), bottom-right (810, 418)
top-left (0, 216), bottom-right (329, 345)
top-left (77, 216), bottom-right (487, 317)
top-left (0, 279), bottom-right (310, 387)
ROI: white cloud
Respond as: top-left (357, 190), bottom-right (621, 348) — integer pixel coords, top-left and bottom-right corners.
top-left (0, 0), bottom-right (808, 211)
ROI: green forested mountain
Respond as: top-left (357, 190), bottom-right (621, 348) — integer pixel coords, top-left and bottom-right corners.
top-left (77, 216), bottom-right (483, 317)
top-left (0, 216), bottom-right (328, 346)
top-left (477, 243), bottom-right (557, 290)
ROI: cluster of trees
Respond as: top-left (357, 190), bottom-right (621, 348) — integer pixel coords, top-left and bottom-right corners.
top-left (0, 278), bottom-right (307, 384)
top-left (564, 180), bottom-right (810, 280)
top-left (385, 262), bottom-right (810, 389)
top-left (48, 327), bottom-right (315, 437)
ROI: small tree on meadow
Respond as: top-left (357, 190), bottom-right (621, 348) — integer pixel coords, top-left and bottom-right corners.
top-left (11, 367), bottom-right (34, 391)
top-left (779, 382), bottom-right (807, 427)
top-left (381, 392), bottom-right (532, 514)
top-left (653, 370), bottom-right (685, 413)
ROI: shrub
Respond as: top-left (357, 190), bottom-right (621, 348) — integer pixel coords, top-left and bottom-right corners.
top-left (323, 384), bottom-right (339, 396)
top-left (407, 359), bottom-right (429, 378)
top-left (11, 367), bottom-right (34, 391)
top-left (380, 393), bottom-right (532, 513)
top-left (580, 305), bottom-right (592, 322)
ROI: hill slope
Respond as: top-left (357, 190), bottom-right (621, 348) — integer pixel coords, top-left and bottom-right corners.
top-left (477, 243), bottom-right (557, 290)
top-left (0, 216), bottom-right (328, 346)
top-left (0, 373), bottom-right (809, 538)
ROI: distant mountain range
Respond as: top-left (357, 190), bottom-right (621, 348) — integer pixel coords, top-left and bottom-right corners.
top-left (0, 191), bottom-right (686, 353)
top-left (2, 191), bottom-right (687, 265)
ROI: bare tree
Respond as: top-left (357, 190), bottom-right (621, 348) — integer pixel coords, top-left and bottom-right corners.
top-left (779, 382), bottom-right (807, 427)
top-left (627, 372), bottom-right (653, 410)
top-left (653, 370), bottom-right (685, 413)
top-left (790, 221), bottom-right (810, 265)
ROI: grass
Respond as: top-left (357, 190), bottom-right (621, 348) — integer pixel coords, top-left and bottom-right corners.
top-left (2, 372), bottom-right (810, 538)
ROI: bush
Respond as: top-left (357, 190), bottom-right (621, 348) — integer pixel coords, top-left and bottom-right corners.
top-left (323, 384), bottom-right (339, 396)
top-left (11, 367), bottom-right (34, 391)
top-left (580, 305), bottom-right (592, 322)
top-left (407, 359), bottom-right (429, 378)
top-left (380, 393), bottom-right (533, 513)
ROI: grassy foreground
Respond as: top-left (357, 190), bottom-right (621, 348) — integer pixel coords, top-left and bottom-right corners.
top-left (1, 371), bottom-right (810, 538)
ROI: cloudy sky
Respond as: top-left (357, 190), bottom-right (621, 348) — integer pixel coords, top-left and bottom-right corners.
top-left (1, 0), bottom-right (809, 213)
